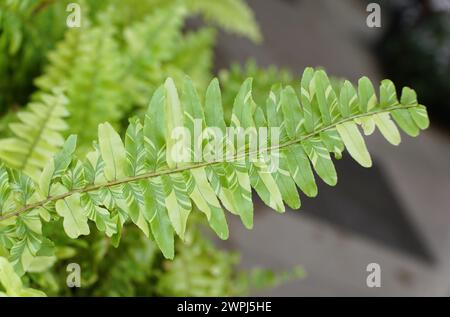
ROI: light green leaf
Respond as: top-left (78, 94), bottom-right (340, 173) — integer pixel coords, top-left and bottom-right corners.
top-left (55, 193), bottom-right (90, 239)
top-left (281, 86), bottom-right (304, 139)
top-left (373, 113), bottom-right (401, 146)
top-left (320, 129), bottom-right (344, 159)
top-left (185, 168), bottom-right (229, 240)
top-left (313, 70), bottom-right (340, 124)
top-left (0, 256), bottom-right (46, 297)
top-left (205, 78), bottom-right (227, 132)
top-left (358, 77), bottom-right (377, 112)
top-left (302, 138), bottom-right (337, 186)
top-left (9, 239), bottom-right (33, 276)
top-left (300, 67), bottom-right (315, 133)
top-left (379, 79), bottom-right (398, 108)
top-left (9, 170), bottom-right (35, 206)
top-left (284, 145), bottom-right (318, 197)
top-left (98, 122), bottom-right (127, 181)
top-left (0, 166), bottom-right (11, 215)
top-left (80, 193), bottom-right (116, 237)
top-left (336, 121), bottom-right (372, 168)
top-left (391, 109), bottom-right (420, 137)
top-left (148, 177), bottom-right (174, 259)
top-left (391, 87), bottom-right (421, 136)
top-left (0, 256), bottom-right (22, 293)
top-left (249, 162), bottom-right (285, 213)
top-left (339, 80), bottom-right (359, 117)
top-left (271, 153), bottom-right (300, 209)
top-left (162, 174), bottom-right (192, 239)
top-left (122, 182), bottom-right (149, 237)
top-left (231, 78), bottom-right (255, 129)
top-left (125, 118), bottom-right (147, 176)
top-left (409, 105), bottom-right (430, 130)
top-left (144, 86), bottom-right (167, 171)
top-left (165, 78), bottom-right (188, 169)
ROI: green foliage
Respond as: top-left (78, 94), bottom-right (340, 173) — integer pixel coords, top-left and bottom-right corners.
top-left (0, 256), bottom-right (46, 296)
top-left (155, 223), bottom-right (304, 296)
top-left (219, 61), bottom-right (294, 123)
top-left (0, 0), bottom-right (259, 113)
top-left (0, 90), bottom-right (69, 181)
top-left (0, 0), bottom-right (69, 112)
top-left (184, 0), bottom-right (261, 42)
top-left (0, 0), bottom-right (258, 148)
top-left (0, 70), bottom-right (429, 271)
top-left (0, 0), bottom-right (429, 298)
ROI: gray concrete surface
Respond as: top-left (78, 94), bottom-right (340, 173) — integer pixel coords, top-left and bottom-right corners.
top-left (215, 0), bottom-right (450, 296)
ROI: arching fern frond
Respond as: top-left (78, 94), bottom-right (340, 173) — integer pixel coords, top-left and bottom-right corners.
top-left (0, 90), bottom-right (69, 181)
top-left (0, 69), bottom-right (429, 265)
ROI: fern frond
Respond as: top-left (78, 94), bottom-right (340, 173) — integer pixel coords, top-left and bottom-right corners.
top-left (32, 19), bottom-right (124, 151)
top-left (123, 6), bottom-right (216, 109)
top-left (34, 29), bottom-right (82, 92)
top-left (0, 90), bottom-right (69, 181)
top-left (63, 26), bottom-right (125, 148)
top-left (122, 5), bottom-right (187, 107)
top-left (0, 69), bottom-right (429, 265)
top-left (185, 0), bottom-right (261, 42)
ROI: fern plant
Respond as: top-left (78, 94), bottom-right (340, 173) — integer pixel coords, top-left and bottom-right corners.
top-left (1, 0), bottom-right (257, 153)
top-left (0, 0), bottom-right (430, 297)
top-left (0, 68), bottom-right (429, 273)
top-left (0, 0), bottom-right (284, 296)
top-left (0, 0), bottom-right (260, 113)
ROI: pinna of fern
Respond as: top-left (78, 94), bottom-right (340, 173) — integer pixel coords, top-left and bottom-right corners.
top-left (0, 68), bottom-right (429, 274)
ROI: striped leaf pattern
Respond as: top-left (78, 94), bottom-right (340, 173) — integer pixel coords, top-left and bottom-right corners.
top-left (0, 69), bottom-right (429, 268)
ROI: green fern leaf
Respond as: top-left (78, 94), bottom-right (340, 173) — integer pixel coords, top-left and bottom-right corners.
top-left (0, 69), bottom-right (430, 264)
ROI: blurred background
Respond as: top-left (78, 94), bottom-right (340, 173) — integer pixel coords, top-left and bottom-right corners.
top-left (214, 0), bottom-right (450, 296)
